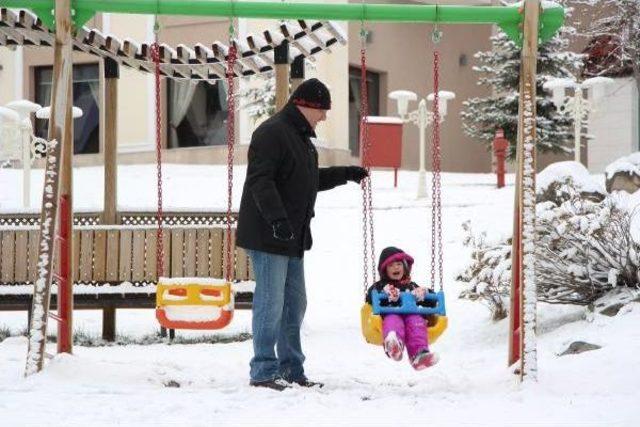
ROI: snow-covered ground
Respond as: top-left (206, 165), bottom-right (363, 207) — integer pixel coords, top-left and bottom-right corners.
top-left (0, 165), bottom-right (638, 426)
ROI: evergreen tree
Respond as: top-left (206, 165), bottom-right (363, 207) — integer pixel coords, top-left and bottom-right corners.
top-left (240, 75), bottom-right (276, 121)
top-left (461, 2), bottom-right (583, 160)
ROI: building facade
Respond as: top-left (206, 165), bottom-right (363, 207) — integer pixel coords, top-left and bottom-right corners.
top-left (3, 1), bottom-right (634, 173)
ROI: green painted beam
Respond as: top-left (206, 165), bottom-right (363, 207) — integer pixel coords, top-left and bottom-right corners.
top-left (2, 0), bottom-right (564, 43)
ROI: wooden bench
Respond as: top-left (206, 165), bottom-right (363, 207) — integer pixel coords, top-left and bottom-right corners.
top-left (0, 221), bottom-right (254, 341)
top-left (0, 283), bottom-right (254, 341)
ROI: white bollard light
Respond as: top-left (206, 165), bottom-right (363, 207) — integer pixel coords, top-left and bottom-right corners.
top-left (389, 90), bottom-right (418, 119)
top-left (6, 100), bottom-right (42, 209)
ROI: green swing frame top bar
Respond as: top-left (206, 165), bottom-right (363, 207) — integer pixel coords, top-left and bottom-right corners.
top-left (3, 0), bottom-right (565, 44)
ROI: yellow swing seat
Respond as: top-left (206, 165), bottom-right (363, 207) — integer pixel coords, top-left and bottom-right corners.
top-left (360, 303), bottom-right (448, 346)
top-left (156, 278), bottom-right (234, 330)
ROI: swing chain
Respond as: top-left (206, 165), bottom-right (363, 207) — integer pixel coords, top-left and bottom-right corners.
top-left (360, 20), bottom-right (376, 295)
top-left (225, 21), bottom-right (238, 283)
top-left (151, 15), bottom-right (164, 277)
top-left (430, 49), bottom-right (444, 292)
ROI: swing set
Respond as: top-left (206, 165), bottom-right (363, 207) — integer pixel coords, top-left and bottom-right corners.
top-left (8, 0), bottom-right (563, 382)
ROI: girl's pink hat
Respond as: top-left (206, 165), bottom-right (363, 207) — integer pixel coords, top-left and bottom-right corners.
top-left (378, 246), bottom-right (414, 277)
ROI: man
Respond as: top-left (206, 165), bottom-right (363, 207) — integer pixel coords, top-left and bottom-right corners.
top-left (237, 78), bottom-right (368, 391)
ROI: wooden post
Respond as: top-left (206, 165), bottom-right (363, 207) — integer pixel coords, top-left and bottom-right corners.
top-left (49, 0), bottom-right (75, 355)
top-left (274, 41), bottom-right (290, 111)
top-left (102, 306), bottom-right (116, 342)
top-left (102, 58), bottom-right (119, 226)
top-left (509, 0), bottom-right (539, 382)
top-left (290, 55), bottom-right (305, 93)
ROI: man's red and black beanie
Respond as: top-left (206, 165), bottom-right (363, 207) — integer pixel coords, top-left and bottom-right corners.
top-left (290, 78), bottom-right (331, 110)
top-left (378, 246), bottom-right (414, 279)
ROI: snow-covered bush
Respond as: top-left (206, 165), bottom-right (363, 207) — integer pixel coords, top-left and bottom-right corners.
top-left (457, 221), bottom-right (511, 321)
top-left (459, 162), bottom-right (640, 317)
top-left (536, 186), bottom-right (640, 304)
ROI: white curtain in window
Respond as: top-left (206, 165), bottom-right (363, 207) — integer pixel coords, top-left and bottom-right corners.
top-left (218, 80), bottom-right (229, 112)
top-left (170, 80), bottom-right (198, 144)
top-left (88, 81), bottom-right (100, 106)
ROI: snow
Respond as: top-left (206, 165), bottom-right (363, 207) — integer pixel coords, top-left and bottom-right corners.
top-left (364, 116), bottom-right (403, 125)
top-left (513, 0), bottom-right (563, 9)
top-left (35, 106), bottom-right (84, 120)
top-left (24, 140), bottom-right (60, 376)
top-left (5, 100), bottom-right (42, 116)
top-left (537, 160), bottom-right (605, 194)
top-left (582, 76), bottom-right (615, 88)
top-left (541, 0), bottom-right (562, 8)
top-left (426, 90), bottom-right (456, 101)
top-left (0, 281), bottom-right (253, 296)
top-left (158, 277), bottom-right (231, 286)
top-left (605, 153), bottom-right (640, 179)
top-left (606, 159), bottom-right (638, 179)
top-left (163, 305), bottom-right (231, 322)
top-left (521, 86), bottom-right (538, 380)
top-left (0, 106), bottom-right (20, 123)
top-left (325, 20), bottom-right (347, 43)
top-left (542, 77), bottom-right (576, 90)
top-left (0, 165), bottom-right (638, 425)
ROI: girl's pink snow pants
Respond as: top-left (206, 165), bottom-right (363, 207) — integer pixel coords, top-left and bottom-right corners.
top-left (382, 314), bottom-right (429, 359)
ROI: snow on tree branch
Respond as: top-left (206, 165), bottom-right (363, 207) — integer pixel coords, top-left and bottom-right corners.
top-left (461, 0), bottom-right (582, 160)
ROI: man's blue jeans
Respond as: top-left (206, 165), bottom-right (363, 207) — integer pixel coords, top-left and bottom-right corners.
top-left (246, 249), bottom-right (307, 383)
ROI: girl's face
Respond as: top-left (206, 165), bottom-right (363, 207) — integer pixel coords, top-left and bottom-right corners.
top-left (385, 261), bottom-right (405, 281)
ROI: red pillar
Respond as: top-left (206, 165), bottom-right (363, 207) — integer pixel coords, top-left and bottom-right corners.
top-left (57, 194), bottom-right (72, 353)
top-left (493, 129), bottom-right (509, 189)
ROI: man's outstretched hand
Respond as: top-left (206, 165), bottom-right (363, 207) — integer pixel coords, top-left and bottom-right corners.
top-left (345, 166), bottom-right (369, 184)
top-left (272, 219), bottom-right (295, 241)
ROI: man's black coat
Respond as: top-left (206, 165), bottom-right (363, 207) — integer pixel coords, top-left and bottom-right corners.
top-left (236, 102), bottom-right (350, 257)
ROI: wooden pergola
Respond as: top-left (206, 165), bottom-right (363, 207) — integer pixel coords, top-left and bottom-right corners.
top-left (0, 8), bottom-right (346, 80)
top-left (0, 5), bottom-right (346, 223)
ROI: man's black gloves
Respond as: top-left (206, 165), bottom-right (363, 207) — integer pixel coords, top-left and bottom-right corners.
top-left (345, 166), bottom-right (369, 184)
top-left (272, 219), bottom-right (295, 241)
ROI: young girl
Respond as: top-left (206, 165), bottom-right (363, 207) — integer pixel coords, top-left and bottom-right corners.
top-left (366, 246), bottom-right (438, 370)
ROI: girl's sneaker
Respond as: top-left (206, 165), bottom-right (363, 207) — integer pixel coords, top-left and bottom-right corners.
top-left (411, 350), bottom-right (438, 370)
top-left (383, 331), bottom-right (404, 361)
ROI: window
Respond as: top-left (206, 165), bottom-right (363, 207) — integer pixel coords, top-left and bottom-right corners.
top-left (35, 64), bottom-right (100, 154)
top-left (167, 80), bottom-right (229, 148)
top-left (348, 67), bottom-right (380, 156)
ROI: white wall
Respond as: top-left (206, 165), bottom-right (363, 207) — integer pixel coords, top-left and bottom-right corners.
top-left (0, 46), bottom-right (20, 105)
top-left (104, 13), bottom-right (155, 153)
top-left (588, 77), bottom-right (639, 173)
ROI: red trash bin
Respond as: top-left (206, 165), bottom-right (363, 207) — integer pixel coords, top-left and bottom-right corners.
top-left (362, 116), bottom-right (404, 187)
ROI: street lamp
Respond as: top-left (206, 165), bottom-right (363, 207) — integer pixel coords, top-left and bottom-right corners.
top-left (0, 102), bottom-right (83, 209)
top-left (543, 76), bottom-right (614, 162)
top-left (6, 100), bottom-right (42, 208)
top-left (388, 89), bottom-right (455, 198)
